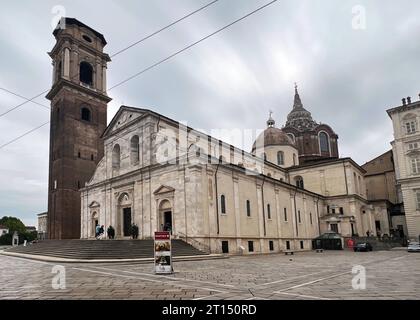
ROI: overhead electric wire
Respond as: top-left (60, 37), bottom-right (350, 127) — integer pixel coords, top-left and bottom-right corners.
top-left (0, 0), bottom-right (279, 150)
top-left (0, 0), bottom-right (220, 119)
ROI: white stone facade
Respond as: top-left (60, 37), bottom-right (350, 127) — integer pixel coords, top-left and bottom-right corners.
top-left (81, 106), bottom-right (381, 253)
top-left (388, 99), bottom-right (420, 240)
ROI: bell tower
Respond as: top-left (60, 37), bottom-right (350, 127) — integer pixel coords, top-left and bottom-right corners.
top-left (46, 18), bottom-right (111, 239)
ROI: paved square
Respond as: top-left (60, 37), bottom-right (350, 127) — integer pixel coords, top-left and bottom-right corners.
top-left (0, 250), bottom-right (419, 300)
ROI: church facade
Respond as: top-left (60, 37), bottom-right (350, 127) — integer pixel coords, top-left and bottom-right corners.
top-left (79, 104), bottom-right (379, 254)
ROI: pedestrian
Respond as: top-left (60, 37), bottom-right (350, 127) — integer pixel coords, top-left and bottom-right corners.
top-left (366, 230), bottom-right (370, 237)
top-left (107, 225), bottom-right (115, 239)
top-left (95, 224), bottom-right (101, 239)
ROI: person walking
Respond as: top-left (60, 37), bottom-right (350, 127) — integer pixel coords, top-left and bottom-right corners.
top-left (95, 224), bottom-right (101, 239)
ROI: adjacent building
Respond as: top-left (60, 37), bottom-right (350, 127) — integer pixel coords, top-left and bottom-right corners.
top-left (387, 96), bottom-right (420, 240)
top-left (37, 212), bottom-right (48, 240)
top-left (362, 150), bottom-right (406, 237)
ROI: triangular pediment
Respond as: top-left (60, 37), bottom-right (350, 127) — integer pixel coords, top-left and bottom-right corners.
top-left (102, 106), bottom-right (150, 138)
top-left (153, 185), bottom-right (175, 195)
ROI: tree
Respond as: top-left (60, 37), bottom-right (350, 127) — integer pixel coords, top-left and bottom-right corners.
top-left (0, 216), bottom-right (26, 234)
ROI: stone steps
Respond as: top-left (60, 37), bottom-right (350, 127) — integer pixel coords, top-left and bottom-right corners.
top-left (5, 239), bottom-right (207, 260)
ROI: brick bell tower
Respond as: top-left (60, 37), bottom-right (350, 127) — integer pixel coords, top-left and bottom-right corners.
top-left (46, 18), bottom-right (111, 239)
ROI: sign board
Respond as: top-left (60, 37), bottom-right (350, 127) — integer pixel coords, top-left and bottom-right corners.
top-left (154, 231), bottom-right (172, 274)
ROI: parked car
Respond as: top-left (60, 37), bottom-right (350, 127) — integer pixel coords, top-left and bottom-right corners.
top-left (407, 242), bottom-right (420, 253)
top-left (353, 242), bottom-right (373, 252)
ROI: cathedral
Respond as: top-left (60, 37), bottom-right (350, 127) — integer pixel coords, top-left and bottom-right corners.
top-left (47, 19), bottom-right (390, 254)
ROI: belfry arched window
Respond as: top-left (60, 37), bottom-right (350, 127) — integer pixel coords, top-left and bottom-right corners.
top-left (319, 132), bottom-right (330, 155)
top-left (81, 107), bottom-right (91, 122)
top-left (112, 144), bottom-right (121, 169)
top-left (80, 61), bottom-right (93, 86)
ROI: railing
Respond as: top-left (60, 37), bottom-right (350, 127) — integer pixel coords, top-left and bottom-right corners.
top-left (176, 232), bottom-right (212, 254)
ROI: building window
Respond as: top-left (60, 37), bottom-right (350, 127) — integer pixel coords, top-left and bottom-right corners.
top-left (339, 207), bottom-right (344, 214)
top-left (130, 135), bottom-right (139, 164)
top-left (112, 144), bottom-right (121, 169)
top-left (319, 132), bottom-right (330, 154)
top-left (416, 190), bottom-right (420, 209)
top-left (81, 107), bottom-right (91, 122)
top-left (295, 176), bottom-right (304, 189)
top-left (412, 158), bottom-right (420, 174)
top-left (80, 61), bottom-right (93, 86)
top-left (91, 154), bottom-right (94, 161)
top-left (310, 212), bottom-right (313, 225)
top-left (269, 241), bottom-right (274, 251)
top-left (284, 208), bottom-right (287, 221)
top-left (332, 208), bottom-right (336, 214)
top-left (406, 121), bottom-right (417, 134)
top-left (293, 154), bottom-right (297, 166)
top-left (221, 195), bottom-right (226, 214)
top-left (300, 241), bottom-right (304, 249)
top-left (298, 210), bottom-right (301, 223)
top-left (286, 241), bottom-right (290, 250)
top-left (248, 241), bottom-right (254, 252)
top-left (222, 241), bottom-right (229, 254)
top-left (78, 151), bottom-right (81, 158)
top-left (409, 142), bottom-right (419, 150)
top-left (277, 151), bottom-right (284, 165)
top-left (330, 223), bottom-right (338, 233)
top-left (327, 205), bottom-right (330, 213)
top-left (246, 200), bottom-right (251, 217)
top-left (267, 204), bottom-right (271, 220)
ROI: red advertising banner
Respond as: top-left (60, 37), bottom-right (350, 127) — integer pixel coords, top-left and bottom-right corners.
top-left (154, 231), bottom-right (172, 274)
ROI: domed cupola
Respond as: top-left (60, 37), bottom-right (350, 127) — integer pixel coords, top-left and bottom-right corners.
top-left (252, 112), bottom-right (299, 168)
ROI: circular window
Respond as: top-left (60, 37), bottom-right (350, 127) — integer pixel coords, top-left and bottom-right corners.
top-left (82, 35), bottom-right (92, 43)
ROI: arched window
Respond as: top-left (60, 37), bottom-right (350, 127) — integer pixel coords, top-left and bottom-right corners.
top-left (80, 61), bottom-right (93, 86)
top-left (112, 144), bottom-right (120, 169)
top-left (287, 133), bottom-right (295, 143)
top-left (246, 200), bottom-right (251, 217)
top-left (319, 132), bottom-right (330, 154)
top-left (295, 176), bottom-right (304, 189)
top-left (277, 151), bottom-right (284, 165)
top-left (267, 204), bottom-right (271, 220)
top-left (221, 195), bottom-right (226, 214)
top-left (130, 135), bottom-right (139, 164)
top-left (81, 107), bottom-right (91, 122)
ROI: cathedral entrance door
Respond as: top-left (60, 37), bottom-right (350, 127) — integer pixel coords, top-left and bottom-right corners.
top-left (164, 211), bottom-right (172, 234)
top-left (123, 208), bottom-right (132, 237)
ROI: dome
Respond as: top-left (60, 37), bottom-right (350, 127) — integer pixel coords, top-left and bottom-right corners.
top-left (252, 127), bottom-right (296, 151)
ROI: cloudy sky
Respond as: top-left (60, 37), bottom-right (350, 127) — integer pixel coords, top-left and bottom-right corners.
top-left (1, 0), bottom-right (419, 227)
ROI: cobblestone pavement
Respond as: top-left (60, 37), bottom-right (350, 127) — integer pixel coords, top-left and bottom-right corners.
top-left (0, 250), bottom-right (419, 300)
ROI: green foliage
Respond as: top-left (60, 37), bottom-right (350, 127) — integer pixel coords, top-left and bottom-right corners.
top-left (0, 216), bottom-right (26, 234)
top-left (0, 233), bottom-right (12, 245)
top-left (0, 216), bottom-right (39, 245)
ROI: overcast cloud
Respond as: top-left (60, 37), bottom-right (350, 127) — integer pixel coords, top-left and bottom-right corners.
top-left (1, 0), bottom-right (419, 226)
